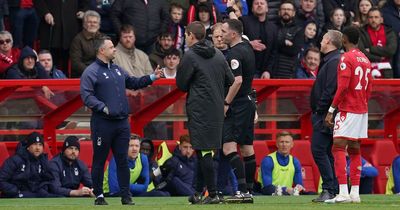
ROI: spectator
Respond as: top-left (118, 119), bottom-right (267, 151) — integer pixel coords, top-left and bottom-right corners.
top-left (214, 0), bottom-right (248, 16)
top-left (0, 31), bottom-right (20, 78)
top-left (386, 155), bottom-right (400, 194)
top-left (149, 32), bottom-right (174, 69)
top-left (294, 0), bottom-right (325, 33)
top-left (103, 135), bottom-right (168, 196)
top-left (162, 49), bottom-right (181, 78)
top-left (225, 0), bottom-right (245, 19)
top-left (322, 0), bottom-right (358, 23)
top-left (296, 46), bottom-right (320, 79)
top-left (0, 132), bottom-right (56, 198)
top-left (320, 7), bottom-right (347, 39)
top-left (70, 10), bottom-right (105, 78)
top-left (297, 20), bottom-right (319, 60)
top-left (34, 0), bottom-right (89, 73)
top-left (163, 135), bottom-right (197, 196)
top-left (273, 1), bottom-right (303, 78)
top-left (240, 0), bottom-right (278, 78)
top-left (258, 131), bottom-right (305, 196)
top-left (266, 0), bottom-right (286, 24)
top-left (187, 0), bottom-right (221, 25)
top-left (353, 0), bottom-right (374, 27)
top-left (49, 136), bottom-right (94, 197)
top-left (0, 0), bottom-right (8, 31)
top-left (113, 24), bottom-right (154, 78)
top-left (382, 0), bottom-right (400, 78)
top-left (90, 0), bottom-right (115, 36)
top-left (8, 0), bottom-right (39, 48)
top-left (346, 156), bottom-right (378, 194)
top-left (110, 0), bottom-right (169, 54)
top-left (38, 50), bottom-right (67, 79)
top-left (196, 3), bottom-right (216, 41)
top-left (168, 3), bottom-right (185, 53)
top-left (359, 7), bottom-right (397, 78)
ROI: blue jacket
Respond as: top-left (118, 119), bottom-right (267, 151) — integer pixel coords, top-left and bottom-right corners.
top-left (391, 156), bottom-right (400, 193)
top-left (346, 157), bottom-right (378, 178)
top-left (260, 152), bottom-right (303, 195)
top-left (163, 146), bottom-right (196, 196)
top-left (80, 58), bottom-right (154, 120)
top-left (49, 154), bottom-right (93, 197)
top-left (0, 144), bottom-right (54, 197)
top-left (108, 154), bottom-right (150, 195)
top-left (49, 68), bottom-right (67, 79)
top-left (213, 0), bottom-right (248, 16)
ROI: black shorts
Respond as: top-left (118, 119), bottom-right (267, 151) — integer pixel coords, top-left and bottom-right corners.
top-left (223, 96), bottom-right (256, 145)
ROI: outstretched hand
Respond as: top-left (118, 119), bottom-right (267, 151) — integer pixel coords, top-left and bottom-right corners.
top-left (154, 65), bottom-right (164, 79)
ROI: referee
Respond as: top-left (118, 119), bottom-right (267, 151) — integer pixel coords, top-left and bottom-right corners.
top-left (221, 19), bottom-right (256, 203)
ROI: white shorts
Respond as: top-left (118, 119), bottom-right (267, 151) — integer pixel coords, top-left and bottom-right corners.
top-left (333, 112), bottom-right (368, 140)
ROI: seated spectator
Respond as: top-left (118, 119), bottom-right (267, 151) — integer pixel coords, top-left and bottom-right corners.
top-left (297, 20), bottom-right (319, 60)
top-left (149, 32), bottom-right (174, 69)
top-left (168, 3), bottom-right (185, 53)
top-left (197, 3), bottom-right (217, 41)
top-left (358, 7), bottom-right (397, 78)
top-left (70, 10), bottom-right (105, 78)
top-left (163, 135), bottom-right (197, 196)
top-left (187, 0), bottom-right (220, 25)
top-left (258, 131), bottom-right (305, 195)
top-left (103, 135), bottom-right (168, 196)
top-left (352, 0), bottom-right (374, 27)
top-left (214, 0), bottom-right (248, 17)
top-left (296, 46), bottom-right (320, 79)
top-left (0, 31), bottom-right (20, 78)
top-left (38, 50), bottom-right (67, 79)
top-left (0, 132), bottom-right (56, 198)
top-left (346, 155), bottom-right (378, 194)
top-left (113, 24), bottom-right (154, 78)
top-left (49, 136), bottom-right (94, 197)
top-left (162, 49), bottom-right (181, 78)
top-left (386, 155), bottom-right (400, 195)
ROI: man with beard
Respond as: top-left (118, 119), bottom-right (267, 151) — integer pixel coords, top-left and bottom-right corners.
top-left (49, 136), bottom-right (94, 197)
top-left (273, 1), bottom-right (303, 78)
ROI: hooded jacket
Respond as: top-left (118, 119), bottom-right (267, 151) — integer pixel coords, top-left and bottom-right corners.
top-left (176, 40), bottom-right (234, 150)
top-left (5, 46), bottom-right (50, 79)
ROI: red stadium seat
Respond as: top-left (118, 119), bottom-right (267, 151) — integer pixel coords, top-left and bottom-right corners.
top-left (253, 140), bottom-right (270, 167)
top-left (291, 140), bottom-right (319, 192)
top-left (79, 141), bottom-right (93, 171)
top-left (0, 142), bottom-right (10, 167)
top-left (370, 140), bottom-right (399, 194)
top-left (44, 142), bottom-right (53, 160)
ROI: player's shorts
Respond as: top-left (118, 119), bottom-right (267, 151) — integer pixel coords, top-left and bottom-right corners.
top-left (223, 95), bottom-right (256, 145)
top-left (333, 111), bottom-right (368, 140)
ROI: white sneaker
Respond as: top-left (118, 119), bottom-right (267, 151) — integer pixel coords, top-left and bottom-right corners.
top-left (350, 194), bottom-right (361, 203)
top-left (324, 194), bottom-right (351, 204)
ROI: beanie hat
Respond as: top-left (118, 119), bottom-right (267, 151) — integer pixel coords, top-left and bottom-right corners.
top-left (63, 136), bottom-right (80, 151)
top-left (20, 46), bottom-right (37, 61)
top-left (25, 132), bottom-right (44, 148)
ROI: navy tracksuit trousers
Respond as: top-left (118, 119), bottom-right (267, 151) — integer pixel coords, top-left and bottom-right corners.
top-left (90, 114), bottom-right (131, 198)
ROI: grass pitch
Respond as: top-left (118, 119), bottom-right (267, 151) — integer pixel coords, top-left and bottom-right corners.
top-left (0, 195), bottom-right (399, 210)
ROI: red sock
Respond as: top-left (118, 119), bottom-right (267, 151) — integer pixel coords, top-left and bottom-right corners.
top-left (332, 145), bottom-right (347, 185)
top-left (348, 147), bottom-right (361, 186)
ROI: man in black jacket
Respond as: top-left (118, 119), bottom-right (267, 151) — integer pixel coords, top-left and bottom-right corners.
top-left (176, 21), bottom-right (234, 204)
top-left (0, 132), bottom-right (56, 198)
top-left (310, 29), bottom-right (342, 202)
top-left (49, 136), bottom-right (93, 197)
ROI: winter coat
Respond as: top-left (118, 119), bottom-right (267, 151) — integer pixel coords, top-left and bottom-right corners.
top-left (176, 40), bottom-right (234, 150)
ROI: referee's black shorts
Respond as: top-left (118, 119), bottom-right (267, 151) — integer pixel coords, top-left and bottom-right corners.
top-left (223, 95), bottom-right (256, 145)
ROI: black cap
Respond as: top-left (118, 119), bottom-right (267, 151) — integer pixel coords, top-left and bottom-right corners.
top-left (62, 136), bottom-right (80, 151)
top-left (25, 132), bottom-right (44, 148)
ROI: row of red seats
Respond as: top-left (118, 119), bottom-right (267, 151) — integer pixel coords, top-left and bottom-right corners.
top-left (0, 140), bottom-right (398, 194)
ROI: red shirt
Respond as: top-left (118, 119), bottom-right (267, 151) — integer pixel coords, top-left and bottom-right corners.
top-left (0, 48), bottom-right (21, 74)
top-left (332, 49), bottom-right (372, 113)
top-left (20, 0), bottom-right (33, 8)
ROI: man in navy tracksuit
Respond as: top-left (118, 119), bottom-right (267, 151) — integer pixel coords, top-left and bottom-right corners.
top-left (49, 136), bottom-right (93, 197)
top-left (80, 36), bottom-right (162, 205)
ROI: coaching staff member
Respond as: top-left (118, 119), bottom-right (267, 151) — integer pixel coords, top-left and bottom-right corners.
top-left (176, 21), bottom-right (234, 204)
top-left (80, 36), bottom-right (162, 205)
top-left (221, 19), bottom-right (256, 203)
top-left (310, 30), bottom-right (342, 202)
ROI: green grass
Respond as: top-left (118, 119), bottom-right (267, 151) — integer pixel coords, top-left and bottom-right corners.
top-left (0, 195), bottom-right (399, 210)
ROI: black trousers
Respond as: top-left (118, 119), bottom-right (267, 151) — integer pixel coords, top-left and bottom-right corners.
top-left (90, 115), bottom-right (131, 198)
top-left (311, 112), bottom-right (338, 194)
